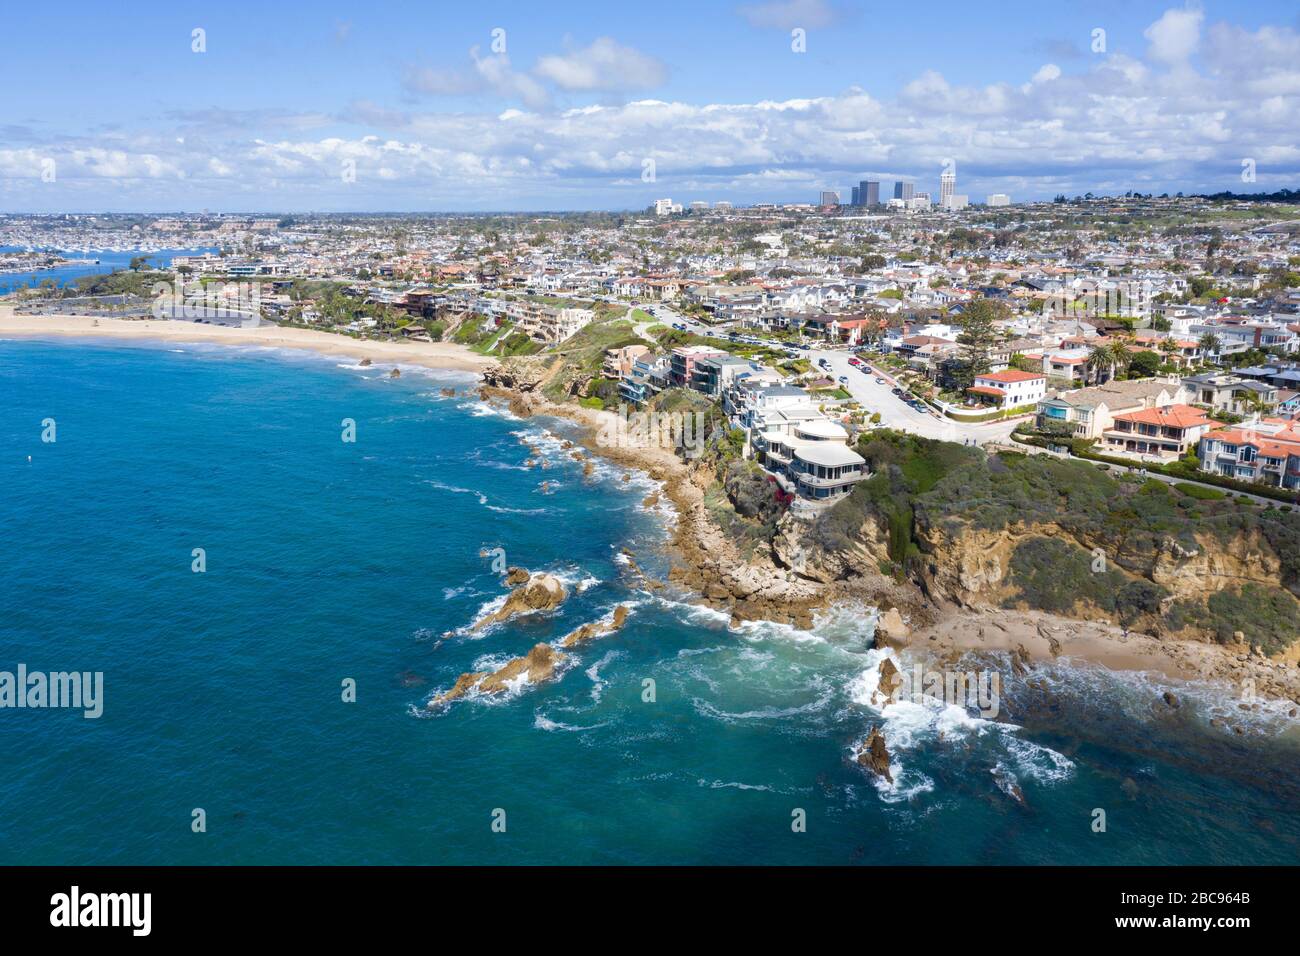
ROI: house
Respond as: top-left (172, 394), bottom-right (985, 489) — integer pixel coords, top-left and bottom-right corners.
top-left (669, 345), bottom-right (726, 388)
top-left (619, 355), bottom-right (669, 406)
top-left (1101, 404), bottom-right (1212, 459)
top-left (1198, 420), bottom-right (1300, 488)
top-left (966, 369), bottom-right (1046, 410)
top-left (751, 412), bottom-right (867, 503)
top-left (1182, 372), bottom-right (1278, 415)
top-left (1035, 379), bottom-right (1188, 439)
top-left (691, 355), bottom-right (761, 399)
top-left (602, 344), bottom-right (651, 380)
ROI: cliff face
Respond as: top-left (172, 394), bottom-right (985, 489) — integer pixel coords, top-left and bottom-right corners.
top-left (910, 518), bottom-right (1288, 610)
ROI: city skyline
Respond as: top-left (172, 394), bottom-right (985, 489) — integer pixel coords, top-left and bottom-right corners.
top-left (1, 0), bottom-right (1298, 212)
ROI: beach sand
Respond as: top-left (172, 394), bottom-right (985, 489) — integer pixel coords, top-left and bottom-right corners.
top-left (0, 308), bottom-right (494, 372)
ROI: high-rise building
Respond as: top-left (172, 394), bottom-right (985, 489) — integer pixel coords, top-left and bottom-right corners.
top-left (654, 198), bottom-right (675, 216)
top-left (940, 170), bottom-right (956, 208)
top-left (851, 186), bottom-right (861, 206)
top-left (819, 190), bottom-right (841, 207)
top-left (893, 181), bottom-right (914, 202)
top-left (861, 180), bottom-right (880, 206)
top-left (987, 193), bottom-right (1012, 207)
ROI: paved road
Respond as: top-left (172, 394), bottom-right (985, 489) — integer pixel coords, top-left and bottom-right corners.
top-left (647, 306), bottom-right (1020, 444)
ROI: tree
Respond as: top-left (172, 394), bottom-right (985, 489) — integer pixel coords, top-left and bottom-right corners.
top-left (128, 256), bottom-right (149, 272)
top-left (953, 298), bottom-right (1001, 390)
top-left (1088, 343), bottom-right (1116, 384)
top-left (1198, 332), bottom-right (1220, 362)
top-left (1128, 350), bottom-right (1161, 378)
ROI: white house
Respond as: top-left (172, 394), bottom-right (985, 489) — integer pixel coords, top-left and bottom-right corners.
top-left (967, 369), bottom-right (1046, 410)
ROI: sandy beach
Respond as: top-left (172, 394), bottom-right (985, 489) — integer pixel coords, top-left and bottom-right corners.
top-left (0, 308), bottom-right (494, 372)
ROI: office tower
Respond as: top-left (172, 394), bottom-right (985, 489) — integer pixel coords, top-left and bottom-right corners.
top-left (861, 180), bottom-right (880, 206)
top-left (940, 169), bottom-right (956, 208)
top-left (820, 190), bottom-right (840, 206)
top-left (987, 193), bottom-right (1011, 207)
top-left (894, 181), bottom-right (914, 202)
top-left (851, 185), bottom-right (861, 206)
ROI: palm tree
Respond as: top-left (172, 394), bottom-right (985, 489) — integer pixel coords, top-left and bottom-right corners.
top-left (1108, 339), bottom-right (1133, 378)
top-left (1087, 343), bottom-right (1115, 384)
top-left (1198, 332), bottom-right (1220, 364)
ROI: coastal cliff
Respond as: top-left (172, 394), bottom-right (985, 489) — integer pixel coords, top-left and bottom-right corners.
top-left (479, 364), bottom-right (1300, 705)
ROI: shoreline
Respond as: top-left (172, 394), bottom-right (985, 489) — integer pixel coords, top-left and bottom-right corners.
top-left (0, 309), bottom-right (494, 373)
top-left (7, 324), bottom-right (1296, 711)
top-left (477, 384), bottom-right (1300, 711)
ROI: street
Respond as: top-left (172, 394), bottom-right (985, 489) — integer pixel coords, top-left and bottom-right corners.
top-left (644, 304), bottom-right (1022, 444)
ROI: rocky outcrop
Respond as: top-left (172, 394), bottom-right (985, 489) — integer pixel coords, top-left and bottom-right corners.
top-left (428, 643), bottom-right (566, 707)
top-left (875, 607), bottom-right (911, 649)
top-left (478, 643), bottom-right (565, 693)
top-left (856, 726), bottom-right (893, 783)
top-left (429, 671), bottom-right (489, 706)
top-left (503, 566), bottom-right (530, 587)
top-left (390, 368), bottom-right (401, 378)
top-left (471, 572), bottom-right (567, 631)
top-left (876, 657), bottom-right (903, 705)
top-left (559, 605), bottom-right (631, 647)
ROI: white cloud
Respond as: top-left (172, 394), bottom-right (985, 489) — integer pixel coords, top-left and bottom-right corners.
top-left (535, 38), bottom-right (668, 92)
top-left (7, 7), bottom-right (1297, 207)
top-left (1144, 5), bottom-right (1204, 64)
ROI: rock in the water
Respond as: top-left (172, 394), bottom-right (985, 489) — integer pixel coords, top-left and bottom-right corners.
top-left (440, 387), bottom-right (456, 397)
top-left (390, 368), bottom-right (401, 378)
top-left (878, 657), bottom-right (903, 703)
top-left (429, 671), bottom-right (489, 706)
top-left (359, 357), bottom-right (372, 367)
top-left (559, 604), bottom-right (631, 647)
top-left (478, 643), bottom-right (565, 694)
top-left (428, 643), bottom-right (567, 707)
top-left (472, 573), bottom-right (566, 631)
top-left (1162, 691), bottom-right (1180, 709)
top-left (875, 607), bottom-right (911, 649)
top-left (856, 726), bottom-right (893, 783)
top-left (503, 566), bottom-right (531, 587)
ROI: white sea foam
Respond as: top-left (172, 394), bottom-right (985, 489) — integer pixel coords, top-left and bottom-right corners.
top-left (585, 650), bottom-right (622, 703)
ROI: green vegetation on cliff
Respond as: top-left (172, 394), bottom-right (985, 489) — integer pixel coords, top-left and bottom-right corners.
top-left (811, 431), bottom-right (1300, 652)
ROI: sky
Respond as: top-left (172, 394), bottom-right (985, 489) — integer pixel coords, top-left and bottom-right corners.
top-left (1, 0), bottom-right (1298, 212)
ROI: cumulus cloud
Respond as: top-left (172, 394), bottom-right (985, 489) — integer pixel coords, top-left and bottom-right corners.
top-left (402, 49), bottom-right (550, 109)
top-left (1144, 5), bottom-right (1204, 64)
top-left (535, 38), bottom-right (668, 92)
top-left (5, 6), bottom-right (1297, 208)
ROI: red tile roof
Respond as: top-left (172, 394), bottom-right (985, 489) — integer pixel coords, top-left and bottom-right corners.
top-left (1113, 404), bottom-right (1210, 429)
top-left (976, 369), bottom-right (1045, 383)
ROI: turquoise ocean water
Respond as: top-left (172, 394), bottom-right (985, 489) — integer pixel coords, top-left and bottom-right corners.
top-left (1, 337), bottom-right (1298, 865)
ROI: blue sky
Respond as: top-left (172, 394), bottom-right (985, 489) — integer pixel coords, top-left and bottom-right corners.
top-left (2, 0), bottom-right (1298, 211)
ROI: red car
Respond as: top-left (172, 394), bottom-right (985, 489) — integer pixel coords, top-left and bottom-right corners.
top-left (848, 357), bottom-right (861, 366)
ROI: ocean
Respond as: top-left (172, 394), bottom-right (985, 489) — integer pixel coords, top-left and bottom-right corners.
top-left (1, 337), bottom-right (1298, 865)
top-left (0, 248), bottom-right (218, 296)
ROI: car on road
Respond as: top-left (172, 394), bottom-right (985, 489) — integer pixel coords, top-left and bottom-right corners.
top-left (838, 376), bottom-right (848, 383)
top-left (891, 387), bottom-right (903, 396)
top-left (875, 377), bottom-right (886, 384)
top-left (848, 357), bottom-right (861, 366)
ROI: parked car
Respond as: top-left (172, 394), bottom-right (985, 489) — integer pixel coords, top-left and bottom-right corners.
top-left (875, 377), bottom-right (886, 384)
